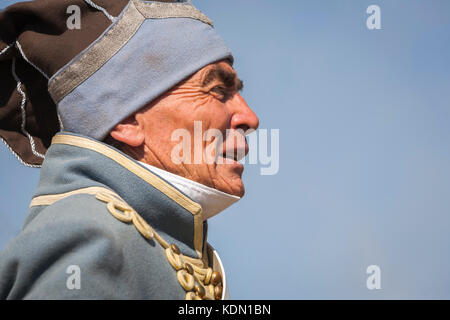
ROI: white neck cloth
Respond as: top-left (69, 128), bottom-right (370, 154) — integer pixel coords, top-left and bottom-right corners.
top-left (139, 161), bottom-right (241, 220)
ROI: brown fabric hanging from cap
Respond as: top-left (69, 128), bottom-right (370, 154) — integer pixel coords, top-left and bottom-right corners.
top-left (0, 0), bottom-right (131, 166)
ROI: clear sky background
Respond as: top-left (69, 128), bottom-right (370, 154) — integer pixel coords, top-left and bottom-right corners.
top-left (1, 0), bottom-right (450, 299)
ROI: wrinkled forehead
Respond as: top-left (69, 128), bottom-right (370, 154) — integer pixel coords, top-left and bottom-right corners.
top-left (182, 60), bottom-right (242, 92)
top-left (193, 60), bottom-right (236, 80)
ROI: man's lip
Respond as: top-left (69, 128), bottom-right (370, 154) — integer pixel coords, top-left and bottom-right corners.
top-left (222, 144), bottom-right (249, 162)
top-left (217, 155), bottom-right (245, 170)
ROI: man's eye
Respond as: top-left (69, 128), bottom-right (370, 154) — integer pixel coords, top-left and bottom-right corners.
top-left (211, 86), bottom-right (229, 101)
top-left (211, 86), bottom-right (226, 95)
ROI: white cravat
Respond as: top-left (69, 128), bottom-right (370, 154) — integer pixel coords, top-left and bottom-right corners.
top-left (138, 161), bottom-right (240, 220)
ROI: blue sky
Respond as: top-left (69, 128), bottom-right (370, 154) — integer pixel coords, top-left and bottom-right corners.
top-left (1, 0), bottom-right (450, 299)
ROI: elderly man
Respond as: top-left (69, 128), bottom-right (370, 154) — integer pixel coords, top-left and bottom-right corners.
top-left (0, 0), bottom-right (258, 299)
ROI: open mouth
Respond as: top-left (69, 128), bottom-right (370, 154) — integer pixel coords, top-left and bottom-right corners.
top-left (220, 145), bottom-right (248, 163)
top-left (216, 134), bottom-right (249, 164)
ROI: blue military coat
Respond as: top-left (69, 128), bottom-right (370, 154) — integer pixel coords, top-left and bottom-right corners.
top-left (0, 132), bottom-right (227, 300)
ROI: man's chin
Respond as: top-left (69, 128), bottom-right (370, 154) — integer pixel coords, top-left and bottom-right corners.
top-left (235, 184), bottom-right (245, 198)
top-left (218, 181), bottom-right (245, 197)
top-left (215, 164), bottom-right (245, 197)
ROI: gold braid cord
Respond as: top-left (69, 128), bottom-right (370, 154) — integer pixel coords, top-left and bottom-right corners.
top-left (95, 190), bottom-right (224, 300)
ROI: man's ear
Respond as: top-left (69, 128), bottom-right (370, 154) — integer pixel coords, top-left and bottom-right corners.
top-left (110, 115), bottom-right (145, 147)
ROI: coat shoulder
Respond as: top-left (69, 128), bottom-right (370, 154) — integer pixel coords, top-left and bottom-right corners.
top-left (0, 193), bottom-right (184, 299)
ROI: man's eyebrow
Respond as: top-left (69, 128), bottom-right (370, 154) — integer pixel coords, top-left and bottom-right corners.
top-left (202, 66), bottom-right (244, 91)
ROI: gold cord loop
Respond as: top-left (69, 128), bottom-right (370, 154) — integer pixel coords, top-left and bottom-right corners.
top-left (95, 191), bottom-right (153, 240)
top-left (95, 189), bottom-right (222, 300)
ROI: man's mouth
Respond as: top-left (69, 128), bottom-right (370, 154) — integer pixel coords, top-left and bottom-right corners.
top-left (220, 144), bottom-right (249, 163)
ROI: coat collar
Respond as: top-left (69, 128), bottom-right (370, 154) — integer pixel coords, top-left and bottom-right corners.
top-left (32, 132), bottom-right (206, 259)
top-left (138, 161), bottom-right (240, 221)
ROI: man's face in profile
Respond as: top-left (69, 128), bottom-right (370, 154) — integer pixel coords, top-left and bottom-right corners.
top-left (111, 60), bottom-right (259, 197)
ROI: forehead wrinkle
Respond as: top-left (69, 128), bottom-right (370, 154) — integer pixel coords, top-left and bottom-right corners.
top-left (201, 67), bottom-right (219, 87)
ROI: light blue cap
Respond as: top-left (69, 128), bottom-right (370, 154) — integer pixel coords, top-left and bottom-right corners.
top-left (49, 0), bottom-right (233, 140)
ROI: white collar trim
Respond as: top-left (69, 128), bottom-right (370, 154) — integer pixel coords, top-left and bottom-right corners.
top-left (138, 161), bottom-right (240, 220)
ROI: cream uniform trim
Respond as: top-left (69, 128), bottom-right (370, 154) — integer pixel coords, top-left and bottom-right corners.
top-left (50, 134), bottom-right (204, 258)
top-left (31, 186), bottom-right (164, 244)
top-left (30, 186), bottom-right (111, 207)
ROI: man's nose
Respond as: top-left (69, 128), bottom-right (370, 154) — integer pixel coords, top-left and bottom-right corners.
top-left (229, 93), bottom-right (259, 133)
